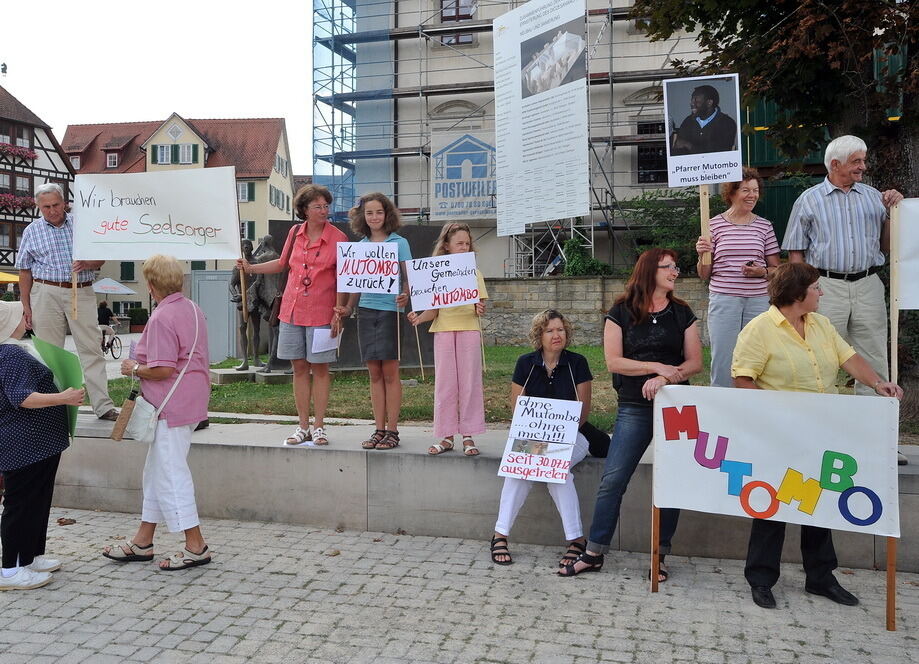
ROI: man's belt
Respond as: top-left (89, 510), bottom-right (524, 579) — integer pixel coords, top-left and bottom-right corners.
top-left (34, 278), bottom-right (94, 288)
top-left (816, 266), bottom-right (881, 282)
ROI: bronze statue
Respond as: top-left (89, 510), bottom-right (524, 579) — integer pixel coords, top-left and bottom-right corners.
top-left (229, 239), bottom-right (258, 370)
top-left (249, 235), bottom-right (281, 373)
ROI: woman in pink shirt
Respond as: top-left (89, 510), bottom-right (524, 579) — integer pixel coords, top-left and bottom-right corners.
top-left (239, 185), bottom-right (348, 446)
top-left (103, 254), bottom-right (212, 571)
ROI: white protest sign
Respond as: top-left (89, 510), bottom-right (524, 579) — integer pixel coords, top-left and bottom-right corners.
top-left (498, 395), bottom-right (582, 485)
top-left (896, 199), bottom-right (919, 310)
top-left (653, 386), bottom-right (900, 537)
top-left (406, 252), bottom-right (480, 311)
top-left (336, 242), bottom-right (400, 294)
top-left (663, 74), bottom-right (743, 188)
top-left (72, 167), bottom-right (241, 260)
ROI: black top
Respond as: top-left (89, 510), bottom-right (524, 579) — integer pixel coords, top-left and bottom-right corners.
top-left (0, 344), bottom-right (69, 471)
top-left (606, 300), bottom-right (697, 406)
top-left (511, 349), bottom-right (593, 402)
top-left (98, 304), bottom-right (115, 326)
top-left (672, 111), bottom-right (737, 155)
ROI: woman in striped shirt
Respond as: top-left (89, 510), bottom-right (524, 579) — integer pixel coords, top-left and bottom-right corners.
top-left (695, 168), bottom-right (780, 387)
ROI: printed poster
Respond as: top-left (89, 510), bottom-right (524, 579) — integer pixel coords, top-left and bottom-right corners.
top-left (430, 132), bottom-right (497, 221)
top-left (653, 386), bottom-right (900, 537)
top-left (896, 199), bottom-right (919, 310)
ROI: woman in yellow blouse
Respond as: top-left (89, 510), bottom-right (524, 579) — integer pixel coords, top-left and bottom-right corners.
top-left (731, 262), bottom-right (902, 610)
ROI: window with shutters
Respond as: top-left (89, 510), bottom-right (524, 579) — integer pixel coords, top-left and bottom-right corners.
top-left (179, 143), bottom-right (195, 164)
top-left (156, 145), bottom-right (171, 164)
top-left (240, 221), bottom-right (255, 241)
top-left (106, 153), bottom-right (118, 168)
top-left (238, 182), bottom-right (255, 202)
top-left (120, 261), bottom-right (136, 282)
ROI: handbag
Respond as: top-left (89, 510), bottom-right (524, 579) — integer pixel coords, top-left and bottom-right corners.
top-left (125, 300), bottom-right (201, 442)
top-left (269, 224), bottom-right (300, 327)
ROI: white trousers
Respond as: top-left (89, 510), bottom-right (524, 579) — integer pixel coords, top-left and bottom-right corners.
top-left (494, 432), bottom-right (589, 541)
top-left (142, 420), bottom-right (199, 532)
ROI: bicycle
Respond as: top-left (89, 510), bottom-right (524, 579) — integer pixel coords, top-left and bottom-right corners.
top-left (99, 325), bottom-right (123, 359)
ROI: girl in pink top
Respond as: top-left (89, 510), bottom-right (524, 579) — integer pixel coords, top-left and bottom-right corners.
top-left (104, 255), bottom-right (212, 571)
top-left (407, 223), bottom-right (487, 457)
top-left (695, 168), bottom-right (780, 388)
top-left (239, 185), bottom-right (349, 447)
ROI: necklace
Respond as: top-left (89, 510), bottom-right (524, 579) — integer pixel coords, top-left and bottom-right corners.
top-left (725, 209), bottom-right (755, 225)
top-left (649, 303), bottom-right (671, 325)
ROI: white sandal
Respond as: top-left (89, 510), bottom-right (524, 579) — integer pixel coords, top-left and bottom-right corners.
top-left (312, 426), bottom-right (329, 446)
top-left (284, 426), bottom-right (311, 446)
top-left (428, 439), bottom-right (455, 455)
top-left (462, 436), bottom-right (480, 456)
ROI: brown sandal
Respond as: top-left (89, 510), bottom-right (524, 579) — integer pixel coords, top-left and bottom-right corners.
top-left (375, 430), bottom-right (400, 450)
top-left (361, 429), bottom-right (386, 449)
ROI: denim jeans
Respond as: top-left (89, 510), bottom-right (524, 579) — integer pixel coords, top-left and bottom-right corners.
top-left (587, 402), bottom-right (680, 554)
top-left (707, 292), bottom-right (770, 388)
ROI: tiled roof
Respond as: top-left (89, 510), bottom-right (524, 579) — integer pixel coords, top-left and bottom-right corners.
top-left (62, 116), bottom-right (286, 177)
top-left (0, 85), bottom-right (51, 129)
top-left (293, 174), bottom-right (313, 192)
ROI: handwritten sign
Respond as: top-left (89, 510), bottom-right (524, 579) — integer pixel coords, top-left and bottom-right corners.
top-left (653, 386), bottom-right (900, 537)
top-left (405, 252), bottom-right (479, 311)
top-left (336, 242), bottom-right (400, 294)
top-left (72, 167), bottom-right (241, 260)
top-left (498, 396), bottom-right (582, 485)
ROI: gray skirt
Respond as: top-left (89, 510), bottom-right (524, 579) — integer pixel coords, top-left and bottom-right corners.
top-left (357, 307), bottom-right (400, 361)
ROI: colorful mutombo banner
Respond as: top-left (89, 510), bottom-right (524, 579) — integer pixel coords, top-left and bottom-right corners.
top-left (406, 252), bottom-right (479, 311)
top-left (336, 242), bottom-right (400, 294)
top-left (653, 386), bottom-right (900, 537)
top-left (498, 396), bottom-right (583, 485)
top-left (72, 167), bottom-right (241, 260)
top-left (897, 198), bottom-right (919, 310)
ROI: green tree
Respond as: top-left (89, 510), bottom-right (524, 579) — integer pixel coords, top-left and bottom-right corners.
top-left (631, 0), bottom-right (918, 191)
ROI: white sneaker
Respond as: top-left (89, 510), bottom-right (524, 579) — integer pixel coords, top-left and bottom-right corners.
top-left (0, 567), bottom-right (52, 590)
top-left (27, 556), bottom-right (62, 573)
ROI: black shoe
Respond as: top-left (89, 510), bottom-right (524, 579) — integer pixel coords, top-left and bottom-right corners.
top-left (98, 409), bottom-right (119, 421)
top-left (805, 582), bottom-right (859, 606)
top-left (751, 585), bottom-right (776, 609)
top-left (898, 451), bottom-right (908, 466)
top-left (194, 419), bottom-right (210, 431)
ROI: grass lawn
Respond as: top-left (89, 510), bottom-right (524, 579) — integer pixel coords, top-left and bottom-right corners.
top-left (108, 345), bottom-right (713, 429)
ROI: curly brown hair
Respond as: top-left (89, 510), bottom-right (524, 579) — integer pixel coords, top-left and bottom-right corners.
top-left (348, 192), bottom-right (402, 237)
top-left (293, 184), bottom-right (333, 221)
top-left (528, 309), bottom-right (574, 350)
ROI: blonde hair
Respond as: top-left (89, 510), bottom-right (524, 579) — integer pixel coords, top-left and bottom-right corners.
top-left (143, 255), bottom-right (185, 296)
top-left (527, 309), bottom-right (574, 350)
top-left (432, 222), bottom-right (475, 256)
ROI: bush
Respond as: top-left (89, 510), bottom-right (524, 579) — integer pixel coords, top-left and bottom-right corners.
top-left (0, 291), bottom-right (15, 302)
top-left (562, 238), bottom-right (614, 276)
top-left (127, 308), bottom-right (149, 325)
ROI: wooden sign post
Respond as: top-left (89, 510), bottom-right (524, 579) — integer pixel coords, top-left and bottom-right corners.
top-left (699, 184), bottom-right (712, 266)
top-left (887, 202), bottom-right (901, 632)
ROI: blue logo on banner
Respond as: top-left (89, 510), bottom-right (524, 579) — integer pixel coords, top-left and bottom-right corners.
top-left (432, 134), bottom-right (497, 217)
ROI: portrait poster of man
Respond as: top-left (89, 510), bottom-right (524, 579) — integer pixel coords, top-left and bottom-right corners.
top-left (663, 73), bottom-right (743, 188)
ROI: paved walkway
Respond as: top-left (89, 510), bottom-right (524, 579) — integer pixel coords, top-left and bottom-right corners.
top-left (1, 508), bottom-right (916, 664)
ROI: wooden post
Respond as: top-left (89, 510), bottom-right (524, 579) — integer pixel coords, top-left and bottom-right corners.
top-left (396, 310), bottom-right (401, 362)
top-left (240, 270), bottom-right (249, 323)
top-left (699, 184), bottom-right (712, 266)
top-left (887, 202), bottom-right (900, 631)
top-left (650, 505), bottom-right (660, 593)
top-left (70, 271), bottom-right (78, 319)
top-left (413, 320), bottom-right (425, 381)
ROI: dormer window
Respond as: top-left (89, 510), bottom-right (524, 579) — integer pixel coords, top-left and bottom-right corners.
top-left (106, 153), bottom-right (118, 168)
top-left (70, 156), bottom-right (81, 170)
top-left (179, 143), bottom-right (194, 164)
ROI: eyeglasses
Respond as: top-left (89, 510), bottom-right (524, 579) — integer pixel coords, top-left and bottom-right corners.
top-left (308, 204), bottom-right (331, 211)
top-left (658, 263), bottom-right (680, 273)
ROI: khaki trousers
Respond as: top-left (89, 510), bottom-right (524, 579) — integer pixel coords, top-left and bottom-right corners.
top-left (30, 282), bottom-right (114, 416)
top-left (817, 273), bottom-right (888, 395)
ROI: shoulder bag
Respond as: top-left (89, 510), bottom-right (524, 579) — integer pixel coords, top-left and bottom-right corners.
top-left (269, 224), bottom-right (301, 327)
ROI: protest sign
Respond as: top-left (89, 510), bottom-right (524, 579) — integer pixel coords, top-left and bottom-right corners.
top-left (653, 385), bottom-right (900, 537)
top-left (498, 395), bottom-right (582, 485)
top-left (32, 337), bottom-right (84, 436)
top-left (336, 242), bottom-right (400, 294)
top-left (406, 252), bottom-right (479, 311)
top-left (895, 199), bottom-right (919, 310)
top-left (72, 167), bottom-right (241, 260)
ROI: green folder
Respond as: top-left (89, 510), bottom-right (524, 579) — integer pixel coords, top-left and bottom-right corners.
top-left (32, 337), bottom-right (84, 437)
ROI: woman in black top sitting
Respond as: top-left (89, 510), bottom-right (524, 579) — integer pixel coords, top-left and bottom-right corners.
top-left (490, 310), bottom-right (593, 567)
top-left (560, 248), bottom-right (702, 580)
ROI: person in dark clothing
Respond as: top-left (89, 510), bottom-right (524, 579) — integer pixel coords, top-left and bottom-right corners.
top-left (671, 84), bottom-right (737, 155)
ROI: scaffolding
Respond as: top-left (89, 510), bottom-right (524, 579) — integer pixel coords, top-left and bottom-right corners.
top-left (312, 0), bottom-right (696, 274)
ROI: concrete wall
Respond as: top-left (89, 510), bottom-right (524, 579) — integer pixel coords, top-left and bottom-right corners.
top-left (481, 275), bottom-right (711, 346)
top-left (56, 420), bottom-right (918, 573)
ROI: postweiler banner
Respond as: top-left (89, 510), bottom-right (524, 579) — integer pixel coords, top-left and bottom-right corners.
top-left (653, 386), bottom-right (900, 537)
top-left (72, 167), bottom-right (241, 260)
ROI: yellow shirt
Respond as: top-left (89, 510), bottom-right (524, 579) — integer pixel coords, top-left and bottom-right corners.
top-left (731, 305), bottom-right (855, 393)
top-left (429, 269), bottom-right (489, 333)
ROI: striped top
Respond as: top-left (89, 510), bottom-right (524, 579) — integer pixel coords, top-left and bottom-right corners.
top-left (781, 178), bottom-right (887, 272)
top-left (707, 214), bottom-right (779, 297)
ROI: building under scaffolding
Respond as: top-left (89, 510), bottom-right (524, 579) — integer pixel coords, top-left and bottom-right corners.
top-left (312, 0), bottom-right (712, 276)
